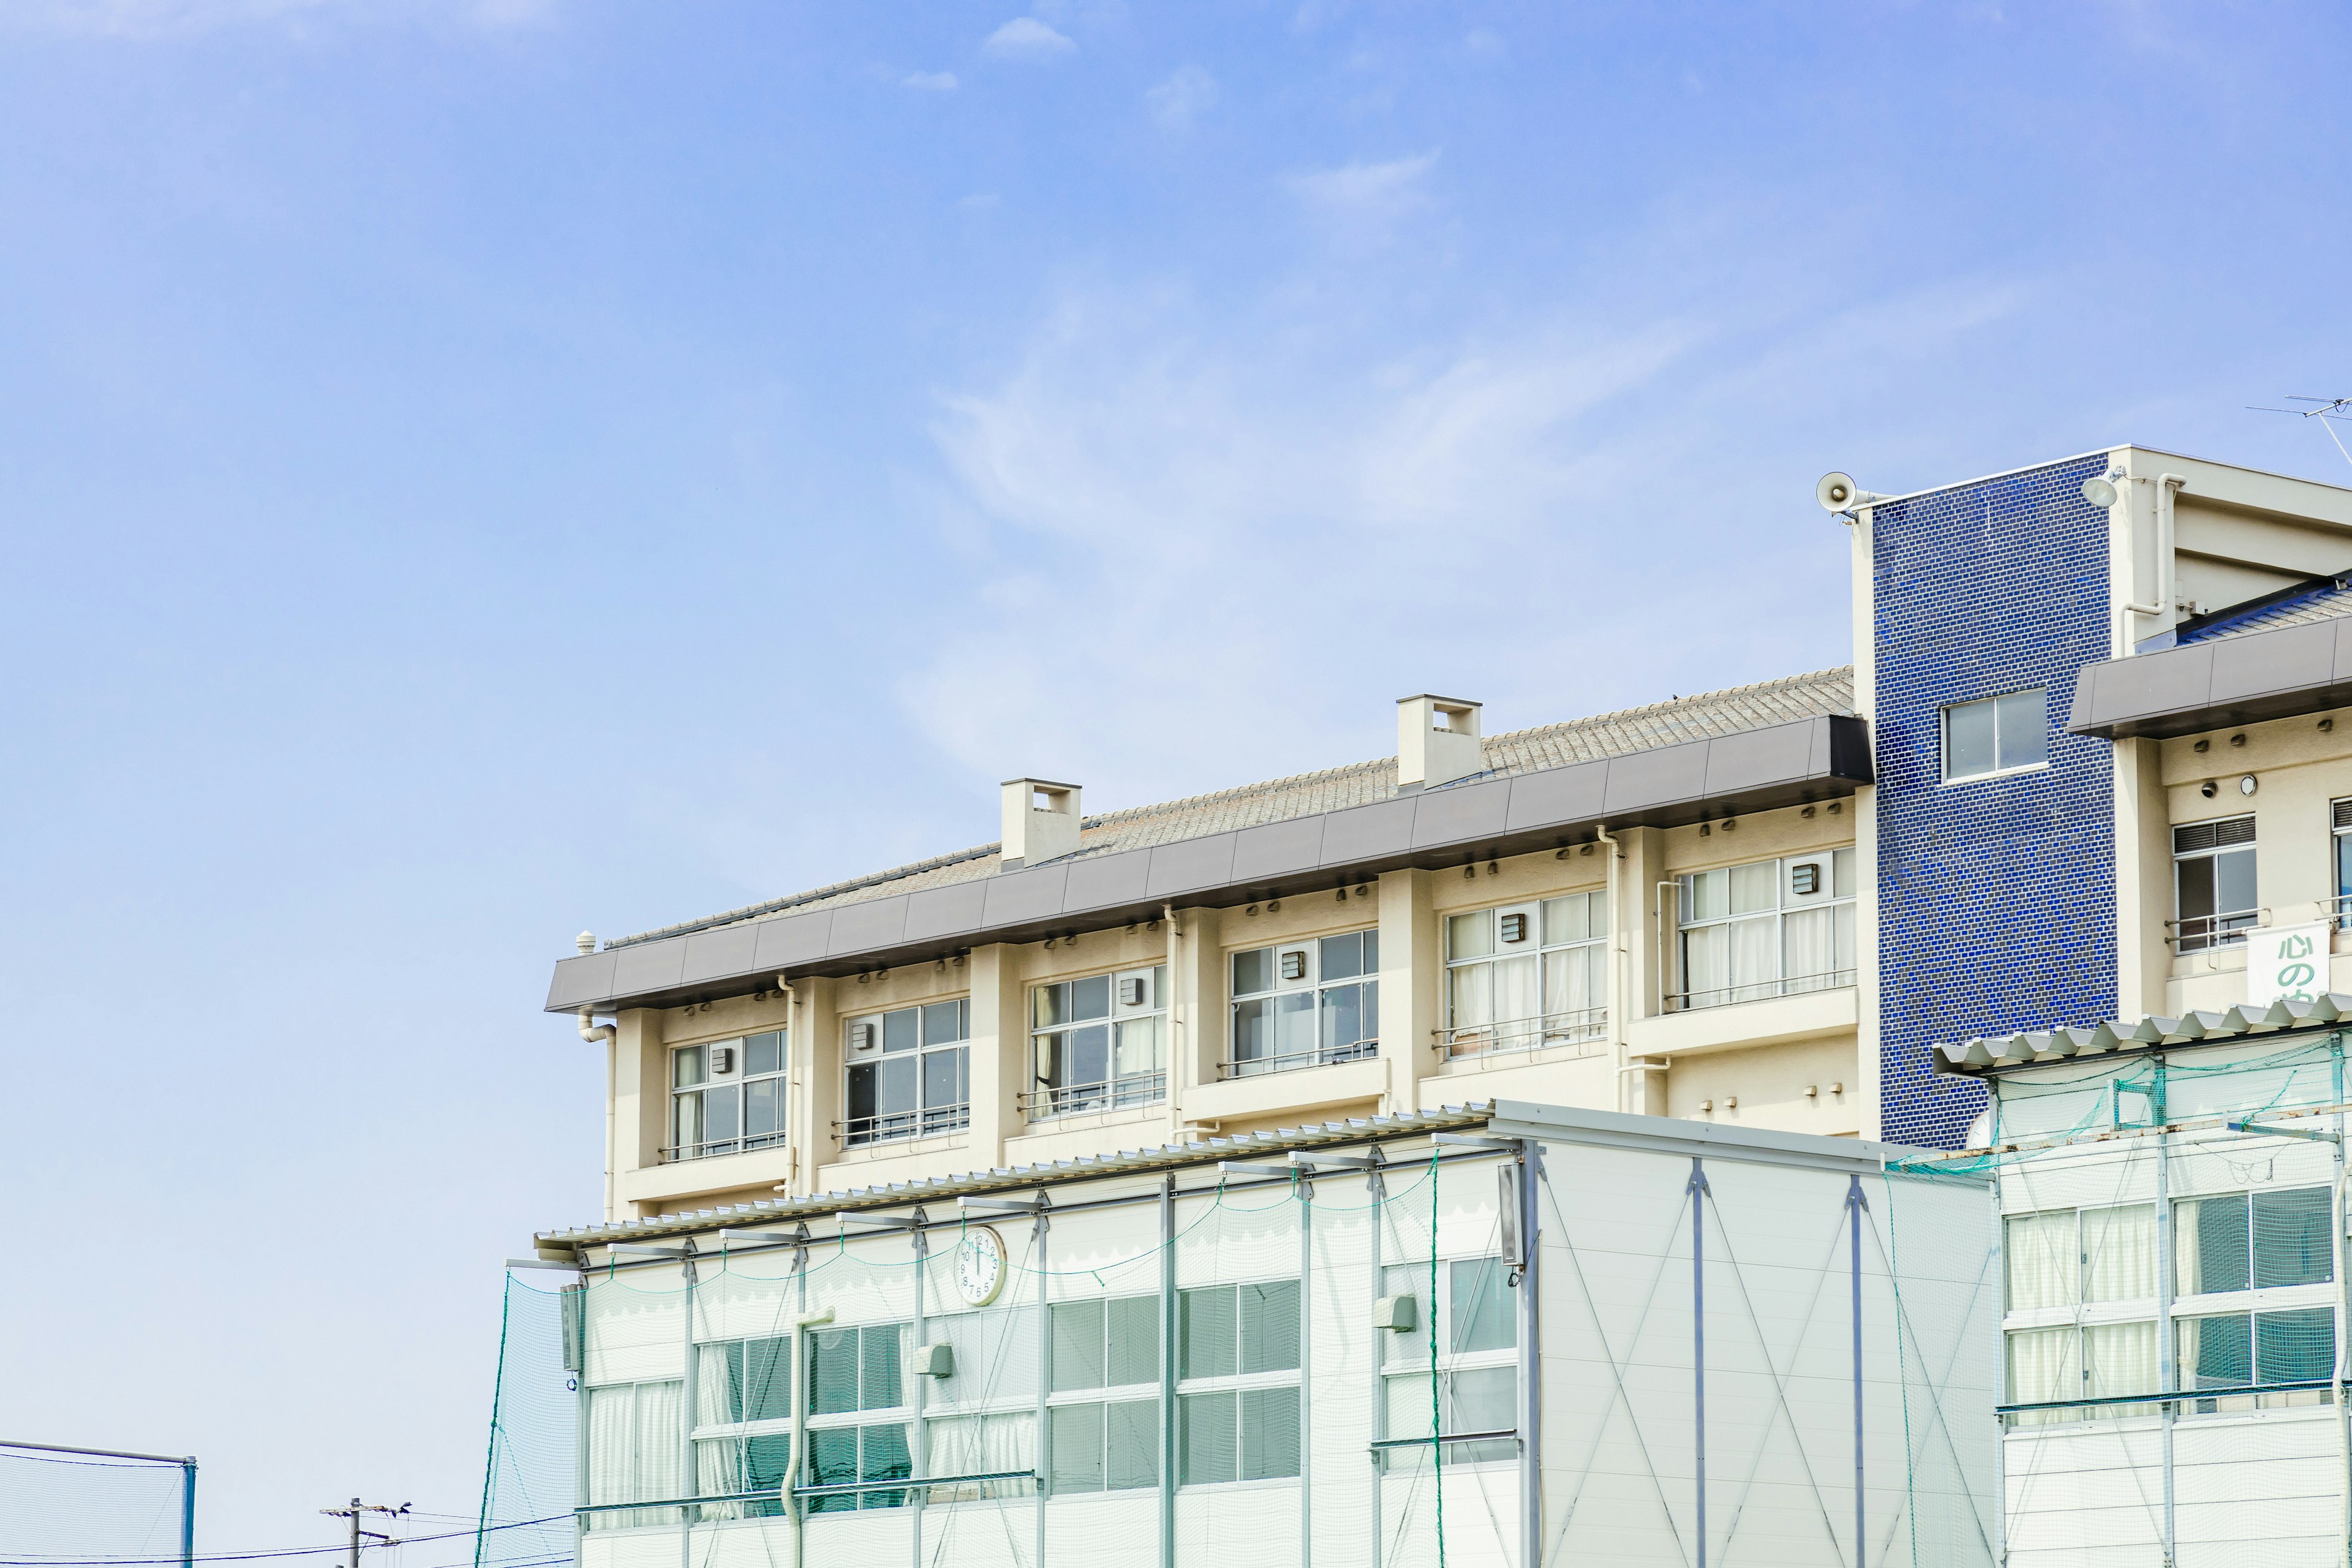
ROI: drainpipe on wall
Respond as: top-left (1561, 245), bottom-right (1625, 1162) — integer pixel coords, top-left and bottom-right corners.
top-left (1163, 903), bottom-right (1185, 1131)
top-left (576, 933), bottom-right (619, 1222)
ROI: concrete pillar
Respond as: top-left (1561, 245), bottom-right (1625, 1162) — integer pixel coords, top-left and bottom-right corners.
top-left (2114, 737), bottom-right (2172, 1021)
top-left (795, 976), bottom-right (840, 1193)
top-left (613, 1007), bottom-right (662, 1219)
top-left (1376, 869), bottom-right (1437, 1112)
top-left (1613, 827), bottom-right (1672, 1116)
top-left (967, 944), bottom-right (1025, 1168)
top-left (1170, 906), bottom-right (1223, 1129)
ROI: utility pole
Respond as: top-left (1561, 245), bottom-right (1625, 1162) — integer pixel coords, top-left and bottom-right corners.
top-left (320, 1498), bottom-right (409, 1568)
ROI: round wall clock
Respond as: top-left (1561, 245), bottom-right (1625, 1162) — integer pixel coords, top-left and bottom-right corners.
top-left (952, 1225), bottom-right (1008, 1307)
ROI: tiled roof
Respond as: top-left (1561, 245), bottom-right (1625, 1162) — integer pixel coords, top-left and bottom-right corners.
top-left (606, 667), bottom-right (1857, 949)
top-left (2179, 575), bottom-right (2352, 645)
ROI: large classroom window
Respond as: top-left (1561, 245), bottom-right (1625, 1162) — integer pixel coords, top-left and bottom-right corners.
top-left (843, 1001), bottom-right (970, 1147)
top-left (1673, 850), bottom-right (1856, 1011)
top-left (1226, 931), bottom-right (1378, 1076)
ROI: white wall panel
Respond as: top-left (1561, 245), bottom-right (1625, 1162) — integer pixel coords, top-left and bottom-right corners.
top-left (585, 1273), bottom-right (687, 1384)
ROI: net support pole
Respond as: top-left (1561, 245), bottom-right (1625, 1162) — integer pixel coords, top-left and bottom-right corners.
top-left (1159, 1173), bottom-right (1177, 1568)
top-left (1299, 1169), bottom-right (1314, 1568)
top-left (1366, 1154), bottom-right (1387, 1568)
top-left (679, 1246), bottom-right (699, 1568)
top-left (2156, 1129), bottom-right (2176, 1568)
top-left (911, 1208), bottom-right (929, 1568)
top-left (1688, 1158), bottom-right (1709, 1568)
top-left (1034, 1195), bottom-right (1052, 1568)
top-left (1846, 1176), bottom-right (1867, 1568)
top-left (181, 1458), bottom-right (196, 1568)
top-left (1516, 1141), bottom-right (1544, 1568)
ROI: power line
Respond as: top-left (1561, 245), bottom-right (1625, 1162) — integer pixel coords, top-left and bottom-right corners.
top-left (0, 1517), bottom-right (569, 1568)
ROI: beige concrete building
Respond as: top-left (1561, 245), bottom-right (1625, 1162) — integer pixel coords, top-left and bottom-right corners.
top-left (541, 444), bottom-right (2352, 1224)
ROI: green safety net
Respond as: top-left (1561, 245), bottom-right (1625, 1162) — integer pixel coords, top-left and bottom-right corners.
top-left (473, 1142), bottom-right (1998, 1568)
top-left (0, 1444), bottom-right (191, 1566)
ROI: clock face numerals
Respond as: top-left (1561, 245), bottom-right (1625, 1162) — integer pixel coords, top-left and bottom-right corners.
top-left (954, 1226), bottom-right (1007, 1306)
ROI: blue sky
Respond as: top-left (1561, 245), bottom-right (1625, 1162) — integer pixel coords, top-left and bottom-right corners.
top-left (4, 0), bottom-right (2350, 1545)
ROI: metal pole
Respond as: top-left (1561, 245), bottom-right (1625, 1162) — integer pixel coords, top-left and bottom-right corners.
top-left (1367, 1153), bottom-right (1387, 1568)
top-left (1847, 1176), bottom-right (1867, 1568)
top-left (1689, 1159), bottom-right (1709, 1568)
top-left (180, 1460), bottom-right (195, 1568)
top-left (1034, 1195), bottom-right (1052, 1568)
top-left (2156, 1114), bottom-right (2176, 1568)
top-left (1517, 1142), bottom-right (1544, 1568)
top-left (911, 1208), bottom-right (929, 1568)
top-left (349, 1498), bottom-right (360, 1568)
top-left (1159, 1173), bottom-right (1177, 1568)
top-left (1300, 1168), bottom-right (1314, 1568)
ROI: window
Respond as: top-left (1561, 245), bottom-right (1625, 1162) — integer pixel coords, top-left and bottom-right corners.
top-left (1444, 893), bottom-right (1607, 1058)
top-left (1673, 851), bottom-right (1856, 1011)
top-left (925, 1412), bottom-right (1037, 1502)
top-left (1227, 931), bottom-right (1378, 1076)
top-left (807, 1423), bottom-right (911, 1512)
top-left (809, 1323), bottom-right (903, 1414)
top-left (2003, 1204), bottom-right (2156, 1310)
top-left (1050, 1400), bottom-right (1159, 1493)
top-left (2004, 1322), bottom-right (2159, 1425)
top-left (1943, 688), bottom-right (2047, 782)
top-left (669, 1031), bottom-right (786, 1162)
top-left (2173, 817), bottom-right (2256, 953)
top-left (1178, 1387), bottom-right (1300, 1484)
top-left (843, 1001), bottom-right (968, 1146)
top-left (1052, 1297), bottom-right (1161, 1390)
top-left (2334, 799), bottom-right (2352, 913)
top-left (1379, 1257), bottom-right (1518, 1463)
top-left (696, 1336), bottom-right (792, 1425)
top-left (693, 1433), bottom-right (792, 1521)
top-left (1180, 1282), bottom-right (1300, 1378)
top-left (806, 1324), bottom-right (908, 1512)
top-left (584, 1379), bottom-right (684, 1529)
top-left (1028, 968), bottom-right (1167, 1118)
top-left (2174, 1188), bottom-right (2332, 1295)
top-left (1174, 1281), bottom-right (1301, 1487)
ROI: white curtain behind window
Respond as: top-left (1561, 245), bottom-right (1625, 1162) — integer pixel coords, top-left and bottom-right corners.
top-left (2084, 1320), bottom-right (2158, 1414)
top-left (2006, 1328), bottom-right (2076, 1426)
top-left (1783, 908), bottom-right (1840, 992)
top-left (638, 1381), bottom-right (684, 1513)
top-left (2081, 1206), bottom-right (2157, 1303)
top-left (1728, 916), bottom-right (1777, 1002)
top-left (1681, 926), bottom-right (1726, 1006)
top-left (1493, 954), bottom-right (1539, 1044)
top-left (1449, 965), bottom-right (1494, 1047)
top-left (695, 1438), bottom-right (746, 1521)
top-left (2005, 1212), bottom-right (2079, 1310)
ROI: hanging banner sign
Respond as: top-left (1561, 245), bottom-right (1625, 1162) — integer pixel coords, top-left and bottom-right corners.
top-left (2244, 921), bottom-right (2334, 1008)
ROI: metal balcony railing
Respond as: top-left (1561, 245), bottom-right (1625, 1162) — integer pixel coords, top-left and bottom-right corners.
top-left (657, 1130), bottom-right (787, 1165)
top-left (1434, 1009), bottom-right (1608, 1061)
top-left (1218, 1039), bottom-right (1378, 1079)
top-left (1665, 969), bottom-right (1856, 1014)
top-left (1020, 1071), bottom-right (1168, 1120)
top-left (836, 1104), bottom-right (970, 1148)
top-left (2168, 908), bottom-right (2263, 953)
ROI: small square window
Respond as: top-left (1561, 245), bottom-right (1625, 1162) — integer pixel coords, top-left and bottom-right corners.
top-left (1943, 688), bottom-right (2047, 782)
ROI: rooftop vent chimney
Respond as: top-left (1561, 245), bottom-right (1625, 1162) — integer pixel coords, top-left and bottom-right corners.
top-left (1396, 695), bottom-right (1483, 792)
top-left (1000, 778), bottom-right (1082, 870)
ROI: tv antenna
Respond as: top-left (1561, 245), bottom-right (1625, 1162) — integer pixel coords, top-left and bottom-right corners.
top-left (2248, 395), bottom-right (2352, 471)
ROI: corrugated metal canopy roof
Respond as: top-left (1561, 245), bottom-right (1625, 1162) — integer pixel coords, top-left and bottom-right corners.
top-left (1936, 993), bottom-right (2352, 1074)
top-left (535, 1101), bottom-right (1501, 1250)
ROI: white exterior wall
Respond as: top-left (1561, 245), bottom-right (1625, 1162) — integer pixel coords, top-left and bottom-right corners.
top-left (562, 1112), bottom-right (1993, 1568)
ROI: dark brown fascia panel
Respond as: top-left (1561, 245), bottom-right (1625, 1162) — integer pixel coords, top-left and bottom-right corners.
top-left (2067, 618), bottom-right (2352, 741)
top-left (545, 712), bottom-right (1871, 1014)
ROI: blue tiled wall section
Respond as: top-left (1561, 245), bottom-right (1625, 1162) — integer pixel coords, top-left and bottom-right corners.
top-left (1874, 452), bottom-right (2117, 1147)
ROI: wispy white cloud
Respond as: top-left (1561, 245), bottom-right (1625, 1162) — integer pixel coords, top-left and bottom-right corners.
top-left (903, 69), bottom-right (959, 91)
top-left (983, 16), bottom-right (1075, 59)
top-left (1145, 65), bottom-right (1217, 130)
top-left (1284, 151), bottom-right (1439, 240)
top-left (899, 242), bottom-right (2038, 801)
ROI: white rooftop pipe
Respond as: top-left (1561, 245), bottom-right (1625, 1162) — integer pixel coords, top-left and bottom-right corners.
top-left (576, 933), bottom-right (619, 1219)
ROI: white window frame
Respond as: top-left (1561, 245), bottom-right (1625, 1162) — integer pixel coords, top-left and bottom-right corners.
top-left (1026, 967), bottom-right (1169, 1120)
top-left (1670, 850), bottom-right (1856, 1012)
top-left (1940, 687), bottom-right (2049, 783)
top-left (1173, 1278), bottom-right (1304, 1488)
top-left (842, 1001), bottom-right (970, 1147)
top-left (1224, 929), bottom-right (1379, 1077)
top-left (667, 1030), bottom-right (788, 1163)
top-left (1378, 1253), bottom-right (1518, 1467)
top-left (1441, 892), bottom-right (1607, 1059)
top-left (803, 1321), bottom-right (913, 1512)
top-left (2171, 815), bottom-right (2258, 954)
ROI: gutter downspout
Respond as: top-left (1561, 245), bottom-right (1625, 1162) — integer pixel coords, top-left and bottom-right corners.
top-left (1164, 903), bottom-right (1185, 1129)
top-left (2115, 473), bottom-right (2188, 655)
top-left (782, 1305), bottom-right (834, 1568)
top-left (576, 934), bottom-right (619, 1223)
top-left (777, 976), bottom-right (801, 1196)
